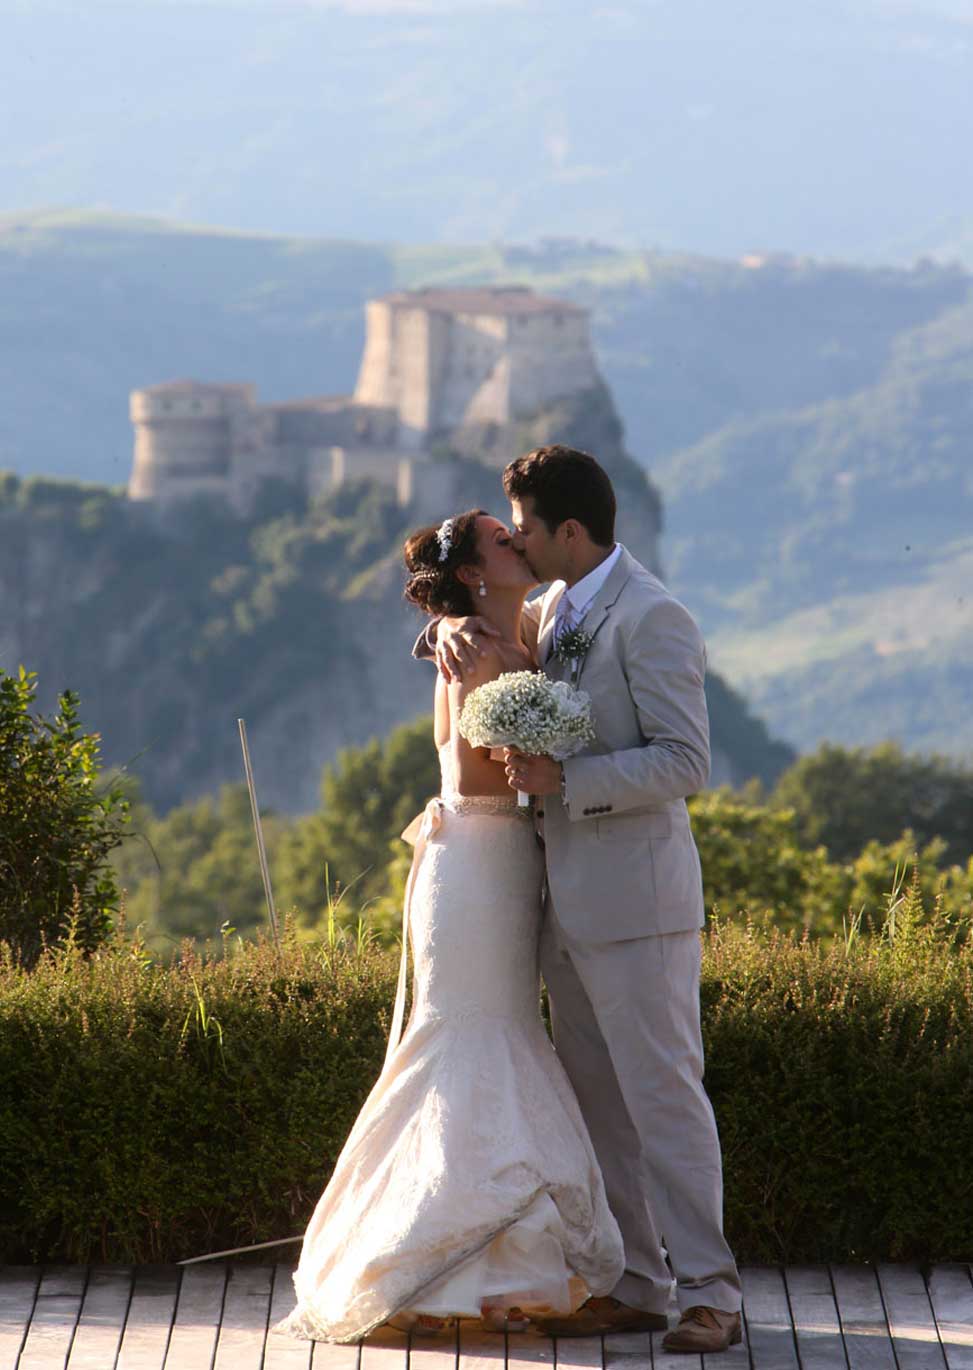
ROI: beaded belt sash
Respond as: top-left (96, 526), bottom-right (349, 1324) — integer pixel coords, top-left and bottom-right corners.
top-left (443, 793), bottom-right (533, 818)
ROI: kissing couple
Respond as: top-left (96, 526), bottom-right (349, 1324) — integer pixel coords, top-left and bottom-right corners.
top-left (277, 445), bottom-right (743, 1355)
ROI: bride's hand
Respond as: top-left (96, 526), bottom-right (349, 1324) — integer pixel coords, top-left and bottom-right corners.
top-left (435, 615), bottom-right (502, 682)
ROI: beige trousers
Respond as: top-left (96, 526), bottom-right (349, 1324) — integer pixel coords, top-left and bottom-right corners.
top-left (540, 899), bottom-right (742, 1315)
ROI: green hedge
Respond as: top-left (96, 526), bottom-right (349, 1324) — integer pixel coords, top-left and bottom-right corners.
top-left (1, 898), bottom-right (971, 1264)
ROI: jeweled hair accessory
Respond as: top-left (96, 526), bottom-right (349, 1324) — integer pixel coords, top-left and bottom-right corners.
top-left (435, 517), bottom-right (455, 562)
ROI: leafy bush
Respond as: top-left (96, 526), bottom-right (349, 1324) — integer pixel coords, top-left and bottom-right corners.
top-left (708, 881), bottom-right (973, 1262)
top-left (689, 788), bottom-right (844, 934)
top-left (113, 753), bottom-right (973, 949)
top-left (689, 788), bottom-right (973, 936)
top-left (0, 923), bottom-right (395, 1264)
top-left (0, 668), bottom-right (130, 965)
top-left (111, 781), bottom-right (290, 948)
top-left (277, 715), bottom-right (440, 911)
top-left (1, 888), bottom-right (970, 1265)
top-left (771, 741), bottom-right (973, 866)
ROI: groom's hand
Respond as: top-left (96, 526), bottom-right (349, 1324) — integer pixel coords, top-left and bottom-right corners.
top-left (503, 748), bottom-right (563, 796)
top-left (435, 615), bottom-right (502, 682)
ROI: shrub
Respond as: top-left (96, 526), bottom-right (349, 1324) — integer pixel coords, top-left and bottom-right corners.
top-left (689, 788), bottom-right (973, 936)
top-left (1, 888), bottom-right (970, 1265)
top-left (0, 668), bottom-right (130, 965)
top-left (772, 740), bottom-right (973, 865)
top-left (0, 922), bottom-right (396, 1264)
top-left (708, 882), bottom-right (973, 1262)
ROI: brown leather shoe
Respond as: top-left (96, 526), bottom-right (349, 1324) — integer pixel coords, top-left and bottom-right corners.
top-left (534, 1296), bottom-right (668, 1337)
top-left (661, 1305), bottom-right (742, 1353)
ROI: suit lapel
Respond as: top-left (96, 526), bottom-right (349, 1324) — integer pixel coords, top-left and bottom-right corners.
top-left (573, 546), bottom-right (635, 681)
top-left (537, 583), bottom-right (566, 668)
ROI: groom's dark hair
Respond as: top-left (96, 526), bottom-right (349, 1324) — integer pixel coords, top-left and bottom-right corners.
top-left (503, 445), bottom-right (616, 546)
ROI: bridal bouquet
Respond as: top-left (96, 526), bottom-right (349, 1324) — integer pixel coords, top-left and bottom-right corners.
top-left (458, 670), bottom-right (596, 806)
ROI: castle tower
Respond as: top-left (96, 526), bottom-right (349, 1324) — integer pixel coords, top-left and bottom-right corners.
top-left (353, 287), bottom-right (598, 450)
top-left (128, 381), bottom-right (258, 508)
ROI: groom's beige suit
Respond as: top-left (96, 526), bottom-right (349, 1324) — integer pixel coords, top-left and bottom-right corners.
top-left (418, 544), bottom-right (741, 1315)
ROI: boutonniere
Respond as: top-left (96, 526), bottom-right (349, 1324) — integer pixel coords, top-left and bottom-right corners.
top-left (554, 626), bottom-right (595, 684)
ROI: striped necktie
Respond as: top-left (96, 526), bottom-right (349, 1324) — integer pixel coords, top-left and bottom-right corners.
top-left (553, 597), bottom-right (577, 649)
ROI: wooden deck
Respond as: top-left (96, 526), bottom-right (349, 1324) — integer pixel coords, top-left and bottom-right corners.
top-left (2, 1263), bottom-right (972, 1370)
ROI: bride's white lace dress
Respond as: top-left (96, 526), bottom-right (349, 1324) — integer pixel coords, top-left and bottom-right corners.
top-left (276, 745), bottom-right (624, 1343)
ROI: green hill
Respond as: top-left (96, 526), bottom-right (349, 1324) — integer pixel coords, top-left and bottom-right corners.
top-left (655, 296), bottom-right (973, 756)
top-left (2, 211), bottom-right (971, 761)
top-left (0, 473), bottom-right (790, 813)
top-left (0, 211), bottom-right (965, 482)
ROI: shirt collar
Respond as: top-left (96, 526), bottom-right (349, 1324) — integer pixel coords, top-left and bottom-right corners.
top-left (563, 543), bottom-right (622, 617)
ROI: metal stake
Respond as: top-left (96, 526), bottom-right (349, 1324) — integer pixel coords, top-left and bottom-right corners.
top-left (238, 718), bottom-right (281, 953)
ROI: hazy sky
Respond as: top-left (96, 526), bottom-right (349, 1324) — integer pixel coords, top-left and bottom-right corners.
top-left (3, 0), bottom-right (972, 259)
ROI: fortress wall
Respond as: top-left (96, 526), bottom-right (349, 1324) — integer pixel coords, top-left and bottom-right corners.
top-left (353, 301), bottom-right (395, 408)
top-left (397, 457), bottom-right (471, 522)
top-left (129, 416), bottom-right (232, 496)
top-left (129, 385), bottom-right (256, 501)
top-left (308, 445), bottom-right (407, 501)
top-left (394, 307), bottom-right (441, 447)
top-left (354, 301), bottom-right (438, 446)
top-left (505, 312), bottom-right (598, 417)
top-left (434, 313), bottom-right (508, 430)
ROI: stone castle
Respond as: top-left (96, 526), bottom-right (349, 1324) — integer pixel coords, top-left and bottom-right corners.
top-left (128, 286), bottom-right (600, 515)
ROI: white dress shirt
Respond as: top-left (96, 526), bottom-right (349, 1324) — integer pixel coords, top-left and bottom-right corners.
top-left (554, 543), bottom-right (622, 644)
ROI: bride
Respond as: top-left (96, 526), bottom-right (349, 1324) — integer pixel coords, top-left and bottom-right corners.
top-left (277, 508), bottom-right (624, 1343)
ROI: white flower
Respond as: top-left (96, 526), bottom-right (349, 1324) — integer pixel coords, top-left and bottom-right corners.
top-left (458, 671), bottom-right (596, 760)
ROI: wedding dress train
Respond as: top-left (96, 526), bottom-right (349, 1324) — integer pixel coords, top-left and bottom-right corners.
top-left (276, 746), bottom-right (624, 1343)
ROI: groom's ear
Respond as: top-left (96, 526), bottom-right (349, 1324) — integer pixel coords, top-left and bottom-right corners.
top-left (559, 519), bottom-right (585, 545)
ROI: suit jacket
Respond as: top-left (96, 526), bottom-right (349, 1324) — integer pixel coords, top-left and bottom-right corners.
top-left (414, 545), bottom-right (710, 941)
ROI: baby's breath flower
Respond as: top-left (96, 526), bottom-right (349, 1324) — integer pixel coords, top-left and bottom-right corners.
top-left (458, 671), bottom-right (596, 759)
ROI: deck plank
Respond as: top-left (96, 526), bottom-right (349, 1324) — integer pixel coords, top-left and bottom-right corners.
top-left (67, 1265), bottom-right (133, 1369)
top-left (312, 1331), bottom-right (362, 1369)
top-left (409, 1317), bottom-right (458, 1370)
top-left (604, 1329), bottom-right (652, 1370)
top-left (115, 1265), bottom-right (180, 1370)
top-left (782, 1265), bottom-right (847, 1370)
top-left (2, 1263), bottom-right (970, 1370)
top-left (0, 1266), bottom-right (41, 1370)
top-left (163, 1262), bottom-right (226, 1370)
top-left (740, 1266), bottom-right (797, 1370)
top-left (830, 1266), bottom-right (896, 1370)
top-left (456, 1322), bottom-right (507, 1370)
top-left (508, 1328), bottom-right (556, 1370)
top-left (928, 1266), bottom-right (973, 1370)
top-left (213, 1264), bottom-right (274, 1370)
top-left (262, 1264), bottom-right (314, 1370)
top-left (551, 1331), bottom-right (604, 1369)
top-left (359, 1321), bottom-right (409, 1370)
top-left (17, 1266), bottom-right (88, 1370)
top-left (876, 1263), bottom-right (947, 1370)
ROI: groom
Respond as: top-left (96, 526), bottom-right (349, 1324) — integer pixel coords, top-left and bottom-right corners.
top-left (417, 445), bottom-right (742, 1354)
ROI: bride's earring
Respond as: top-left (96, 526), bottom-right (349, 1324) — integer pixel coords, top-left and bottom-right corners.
top-left (478, 579), bottom-right (487, 598)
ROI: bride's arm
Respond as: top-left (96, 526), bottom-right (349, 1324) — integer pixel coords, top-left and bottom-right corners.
top-left (445, 647), bottom-right (514, 798)
top-left (414, 595), bottom-right (545, 678)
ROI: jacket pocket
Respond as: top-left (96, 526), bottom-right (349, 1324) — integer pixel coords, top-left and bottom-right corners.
top-left (595, 810), bottom-right (672, 841)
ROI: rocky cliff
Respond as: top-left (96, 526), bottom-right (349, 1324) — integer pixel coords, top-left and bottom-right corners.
top-left (0, 413), bottom-right (789, 814)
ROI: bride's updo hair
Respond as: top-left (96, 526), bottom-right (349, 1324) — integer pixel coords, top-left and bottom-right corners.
top-left (404, 509), bottom-right (486, 617)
